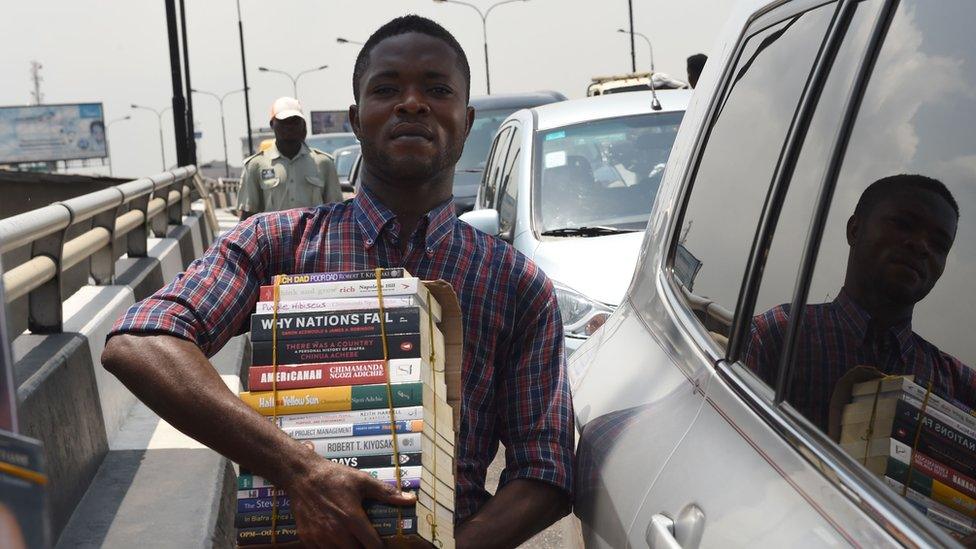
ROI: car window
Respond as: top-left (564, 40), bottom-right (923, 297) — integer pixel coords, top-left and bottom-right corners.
top-left (671, 2), bottom-right (836, 349)
top-left (739, 0), bottom-right (883, 389)
top-left (482, 125), bottom-right (514, 210)
top-left (535, 112), bottom-right (683, 234)
top-left (457, 108), bottom-right (518, 172)
top-left (498, 127), bottom-right (522, 236)
top-left (768, 0), bottom-right (976, 478)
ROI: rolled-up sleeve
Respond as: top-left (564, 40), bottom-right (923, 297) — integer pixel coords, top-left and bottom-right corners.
top-left (109, 213), bottom-right (292, 357)
top-left (497, 270), bottom-right (574, 499)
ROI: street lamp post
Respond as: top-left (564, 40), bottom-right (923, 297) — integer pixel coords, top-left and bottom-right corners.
top-left (336, 37), bottom-right (364, 46)
top-left (106, 115), bottom-right (131, 177)
top-left (257, 65), bottom-right (328, 104)
top-left (432, 0), bottom-right (529, 95)
top-left (131, 104), bottom-right (172, 171)
top-left (616, 28), bottom-right (655, 71)
top-left (192, 87), bottom-right (244, 178)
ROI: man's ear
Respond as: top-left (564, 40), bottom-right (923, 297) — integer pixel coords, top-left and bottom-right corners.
top-left (846, 214), bottom-right (858, 246)
top-left (349, 104), bottom-right (361, 140)
top-left (464, 105), bottom-right (475, 139)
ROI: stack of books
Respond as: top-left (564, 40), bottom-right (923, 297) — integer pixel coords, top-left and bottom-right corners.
top-left (839, 375), bottom-right (976, 539)
top-left (234, 268), bottom-right (457, 548)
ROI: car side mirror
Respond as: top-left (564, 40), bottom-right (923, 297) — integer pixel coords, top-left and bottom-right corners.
top-left (459, 209), bottom-right (500, 237)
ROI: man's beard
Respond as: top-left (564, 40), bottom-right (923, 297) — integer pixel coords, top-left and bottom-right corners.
top-left (360, 137), bottom-right (462, 183)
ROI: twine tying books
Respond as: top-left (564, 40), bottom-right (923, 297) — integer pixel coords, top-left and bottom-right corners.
top-left (270, 274), bottom-right (284, 545)
top-left (859, 374), bottom-right (935, 499)
top-left (375, 268), bottom-right (406, 539)
top-left (426, 287), bottom-right (442, 548)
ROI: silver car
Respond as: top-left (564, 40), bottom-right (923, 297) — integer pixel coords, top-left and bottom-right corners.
top-left (461, 90), bottom-right (689, 355)
top-left (571, 0), bottom-right (976, 546)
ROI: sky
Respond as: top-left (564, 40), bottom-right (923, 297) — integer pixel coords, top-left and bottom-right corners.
top-left (0, 0), bottom-right (735, 178)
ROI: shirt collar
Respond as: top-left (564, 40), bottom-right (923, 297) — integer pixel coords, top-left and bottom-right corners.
top-left (833, 288), bottom-right (915, 360)
top-left (266, 142), bottom-right (309, 161)
top-left (353, 186), bottom-right (457, 253)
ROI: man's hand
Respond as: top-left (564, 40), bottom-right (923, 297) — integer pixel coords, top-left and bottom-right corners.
top-left (286, 459), bottom-right (415, 548)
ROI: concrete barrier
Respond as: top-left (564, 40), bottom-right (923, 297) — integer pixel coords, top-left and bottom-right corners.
top-left (10, 198), bottom-right (239, 545)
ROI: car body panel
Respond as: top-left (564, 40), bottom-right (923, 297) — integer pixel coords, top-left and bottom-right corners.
top-left (529, 231), bottom-right (644, 307)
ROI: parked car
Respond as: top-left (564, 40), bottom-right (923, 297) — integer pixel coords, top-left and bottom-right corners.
top-left (571, 0), bottom-right (976, 547)
top-left (452, 91), bottom-right (567, 213)
top-left (306, 132), bottom-right (358, 156)
top-left (332, 144), bottom-right (361, 192)
top-left (460, 90), bottom-right (689, 355)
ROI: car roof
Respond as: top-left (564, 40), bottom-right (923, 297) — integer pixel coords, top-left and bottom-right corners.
top-left (332, 144), bottom-right (361, 155)
top-left (529, 90), bottom-right (691, 131)
top-left (469, 91), bottom-right (567, 111)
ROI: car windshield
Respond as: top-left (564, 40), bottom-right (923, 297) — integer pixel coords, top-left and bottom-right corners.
top-left (335, 150), bottom-right (358, 178)
top-left (535, 111), bottom-right (683, 234)
top-left (307, 135), bottom-right (358, 155)
top-left (456, 108), bottom-right (517, 172)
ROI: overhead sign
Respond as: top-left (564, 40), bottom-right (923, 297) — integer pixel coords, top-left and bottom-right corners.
top-left (310, 110), bottom-right (352, 135)
top-left (0, 103), bottom-right (107, 164)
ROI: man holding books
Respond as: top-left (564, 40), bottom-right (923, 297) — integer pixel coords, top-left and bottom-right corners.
top-left (744, 174), bottom-right (976, 430)
top-left (103, 15), bottom-right (573, 548)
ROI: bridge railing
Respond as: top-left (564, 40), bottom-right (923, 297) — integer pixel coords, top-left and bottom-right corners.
top-left (0, 166), bottom-right (198, 334)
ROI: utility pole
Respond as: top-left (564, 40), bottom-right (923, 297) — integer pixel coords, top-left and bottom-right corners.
top-left (164, 0), bottom-right (190, 167)
top-left (628, 0), bottom-right (636, 73)
top-left (29, 61), bottom-right (43, 105)
top-left (237, 0), bottom-right (254, 156)
top-left (179, 0), bottom-right (197, 165)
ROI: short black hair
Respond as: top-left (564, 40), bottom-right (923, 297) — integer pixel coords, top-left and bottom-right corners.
top-left (90, 120), bottom-right (104, 131)
top-left (687, 53), bottom-right (707, 74)
top-left (854, 173), bottom-right (960, 219)
top-left (352, 15), bottom-right (471, 104)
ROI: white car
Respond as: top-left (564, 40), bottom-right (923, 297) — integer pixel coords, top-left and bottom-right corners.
top-left (572, 0), bottom-right (976, 547)
top-left (460, 90), bottom-right (689, 354)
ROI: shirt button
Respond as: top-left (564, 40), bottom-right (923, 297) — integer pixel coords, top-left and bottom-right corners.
top-left (426, 247), bottom-right (433, 255)
top-left (366, 239), bottom-right (373, 245)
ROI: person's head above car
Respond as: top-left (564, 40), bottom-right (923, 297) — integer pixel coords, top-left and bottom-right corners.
top-left (269, 96), bottom-right (307, 159)
top-left (349, 14), bottom-right (475, 226)
top-left (844, 173), bottom-right (959, 326)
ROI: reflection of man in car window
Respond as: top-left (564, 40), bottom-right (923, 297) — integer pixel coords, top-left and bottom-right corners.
top-left (744, 174), bottom-right (976, 429)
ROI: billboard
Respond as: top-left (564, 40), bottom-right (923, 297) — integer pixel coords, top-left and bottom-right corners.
top-left (0, 103), bottom-right (107, 164)
top-left (310, 110), bottom-right (352, 135)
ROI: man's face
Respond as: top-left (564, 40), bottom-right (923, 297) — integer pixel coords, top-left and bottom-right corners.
top-left (272, 116), bottom-right (306, 142)
top-left (351, 32), bottom-right (474, 183)
top-left (848, 189), bottom-right (957, 306)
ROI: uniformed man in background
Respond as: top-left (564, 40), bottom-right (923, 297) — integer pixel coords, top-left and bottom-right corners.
top-left (237, 97), bottom-right (342, 220)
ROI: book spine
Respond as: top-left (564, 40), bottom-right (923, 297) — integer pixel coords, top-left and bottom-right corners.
top-left (273, 269), bottom-right (405, 285)
top-left (891, 407), bottom-right (976, 478)
top-left (238, 477), bottom-right (421, 499)
top-left (250, 308), bottom-right (421, 342)
top-left (239, 382), bottom-right (423, 416)
top-left (234, 509), bottom-right (296, 529)
top-left (886, 458), bottom-right (976, 518)
top-left (274, 405), bottom-right (424, 429)
top-left (883, 476), bottom-right (976, 529)
top-left (259, 278), bottom-right (421, 302)
top-left (282, 419), bottom-right (424, 440)
top-left (248, 358), bottom-right (423, 391)
top-left (890, 438), bottom-right (976, 499)
top-left (372, 517), bottom-right (419, 536)
top-left (903, 500), bottom-right (975, 537)
top-left (898, 393), bottom-right (976, 440)
top-left (898, 381), bottom-right (976, 427)
top-left (236, 525), bottom-right (299, 546)
top-left (239, 453), bottom-right (423, 488)
top-left (254, 296), bottom-right (422, 315)
top-left (251, 333), bottom-right (424, 366)
top-left (308, 432), bottom-right (423, 458)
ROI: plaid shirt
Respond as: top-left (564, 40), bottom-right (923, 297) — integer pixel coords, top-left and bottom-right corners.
top-left (110, 187), bottom-right (574, 521)
top-left (743, 289), bottom-right (976, 429)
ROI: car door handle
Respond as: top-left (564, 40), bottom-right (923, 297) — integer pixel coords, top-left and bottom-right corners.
top-left (645, 505), bottom-right (705, 549)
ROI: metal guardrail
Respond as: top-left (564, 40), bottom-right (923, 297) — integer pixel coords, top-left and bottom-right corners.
top-left (0, 166), bottom-right (198, 334)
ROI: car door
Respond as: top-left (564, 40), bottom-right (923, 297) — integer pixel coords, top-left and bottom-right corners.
top-left (495, 122), bottom-right (522, 241)
top-left (631, 0), bottom-right (971, 546)
top-left (476, 124), bottom-right (514, 211)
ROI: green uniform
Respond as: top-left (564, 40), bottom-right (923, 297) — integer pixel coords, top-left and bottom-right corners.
top-left (237, 142), bottom-right (342, 213)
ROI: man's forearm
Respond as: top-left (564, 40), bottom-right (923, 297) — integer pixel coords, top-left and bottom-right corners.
top-left (455, 479), bottom-right (571, 549)
top-left (102, 334), bottom-right (315, 488)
